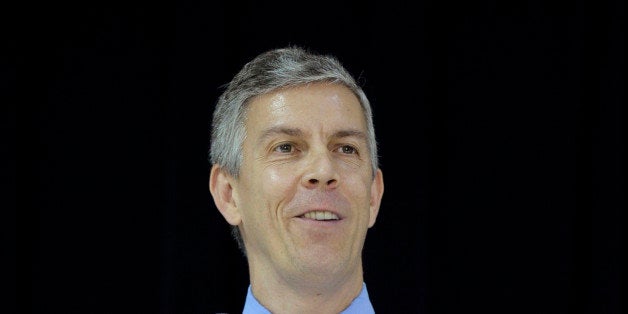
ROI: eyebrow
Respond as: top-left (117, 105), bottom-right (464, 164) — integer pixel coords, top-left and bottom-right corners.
top-left (258, 126), bottom-right (367, 142)
top-left (259, 126), bottom-right (303, 142)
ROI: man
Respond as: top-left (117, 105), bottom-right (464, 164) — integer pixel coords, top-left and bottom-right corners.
top-left (208, 46), bottom-right (384, 313)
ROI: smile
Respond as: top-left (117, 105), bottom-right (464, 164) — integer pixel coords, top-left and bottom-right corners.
top-left (300, 210), bottom-right (340, 221)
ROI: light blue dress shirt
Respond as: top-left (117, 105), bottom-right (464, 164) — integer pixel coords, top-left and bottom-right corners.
top-left (242, 282), bottom-right (375, 313)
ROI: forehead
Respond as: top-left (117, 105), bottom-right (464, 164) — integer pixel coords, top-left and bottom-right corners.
top-left (244, 83), bottom-right (366, 135)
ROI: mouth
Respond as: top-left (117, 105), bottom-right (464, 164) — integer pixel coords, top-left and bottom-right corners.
top-left (298, 210), bottom-right (341, 221)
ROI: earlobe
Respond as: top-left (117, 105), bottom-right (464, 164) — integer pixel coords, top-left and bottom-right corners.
top-left (209, 165), bottom-right (242, 226)
top-left (368, 168), bottom-right (384, 228)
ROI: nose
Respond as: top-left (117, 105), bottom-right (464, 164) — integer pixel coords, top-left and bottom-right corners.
top-left (302, 150), bottom-right (339, 190)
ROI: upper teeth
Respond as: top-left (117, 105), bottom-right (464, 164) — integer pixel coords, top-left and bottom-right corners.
top-left (303, 211), bottom-right (339, 220)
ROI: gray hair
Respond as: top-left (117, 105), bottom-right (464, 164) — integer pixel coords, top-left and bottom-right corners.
top-left (209, 46), bottom-right (379, 255)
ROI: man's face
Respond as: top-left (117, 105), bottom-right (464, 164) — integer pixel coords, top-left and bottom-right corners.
top-left (233, 82), bottom-right (383, 284)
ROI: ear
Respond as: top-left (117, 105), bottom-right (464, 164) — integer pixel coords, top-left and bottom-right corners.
top-left (368, 168), bottom-right (384, 228)
top-left (209, 164), bottom-right (242, 226)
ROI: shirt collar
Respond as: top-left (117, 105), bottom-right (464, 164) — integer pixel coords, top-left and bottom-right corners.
top-left (242, 282), bottom-right (375, 314)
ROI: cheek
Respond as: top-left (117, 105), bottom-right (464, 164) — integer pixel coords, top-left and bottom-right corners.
top-left (345, 177), bottom-right (373, 209)
top-left (265, 168), bottom-right (297, 199)
top-left (268, 169), bottom-right (283, 184)
top-left (239, 159), bottom-right (300, 207)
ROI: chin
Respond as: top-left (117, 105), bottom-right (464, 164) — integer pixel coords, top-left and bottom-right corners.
top-left (294, 249), bottom-right (352, 274)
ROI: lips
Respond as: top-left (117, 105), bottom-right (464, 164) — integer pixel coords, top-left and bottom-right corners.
top-left (301, 210), bottom-right (340, 221)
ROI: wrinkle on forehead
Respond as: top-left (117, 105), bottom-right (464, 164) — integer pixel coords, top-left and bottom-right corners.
top-left (248, 83), bottom-right (365, 133)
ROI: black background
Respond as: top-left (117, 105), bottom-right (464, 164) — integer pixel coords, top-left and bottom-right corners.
top-left (22, 0), bottom-right (624, 313)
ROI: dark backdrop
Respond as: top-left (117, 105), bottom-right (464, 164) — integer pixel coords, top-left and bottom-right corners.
top-left (26, 0), bottom-right (623, 313)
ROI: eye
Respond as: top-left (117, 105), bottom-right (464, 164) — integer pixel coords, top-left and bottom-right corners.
top-left (339, 145), bottom-right (357, 155)
top-left (274, 143), bottom-right (294, 153)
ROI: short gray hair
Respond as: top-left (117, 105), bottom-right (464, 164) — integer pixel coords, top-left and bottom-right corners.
top-left (209, 46), bottom-right (379, 255)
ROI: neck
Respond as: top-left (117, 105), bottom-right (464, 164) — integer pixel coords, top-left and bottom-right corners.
top-left (249, 263), bottom-right (365, 314)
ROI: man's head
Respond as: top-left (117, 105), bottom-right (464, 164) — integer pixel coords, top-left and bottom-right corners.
top-left (208, 46), bottom-right (384, 287)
